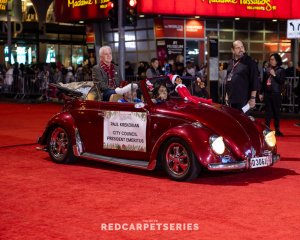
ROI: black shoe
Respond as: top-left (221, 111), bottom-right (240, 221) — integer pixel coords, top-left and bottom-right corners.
top-left (275, 130), bottom-right (284, 137)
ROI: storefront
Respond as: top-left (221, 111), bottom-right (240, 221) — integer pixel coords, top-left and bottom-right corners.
top-left (0, 0), bottom-right (87, 67)
top-left (52, 0), bottom-right (300, 74)
top-left (3, 0), bottom-right (299, 72)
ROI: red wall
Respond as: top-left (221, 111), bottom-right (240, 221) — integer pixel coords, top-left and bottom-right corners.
top-left (55, 0), bottom-right (300, 22)
top-left (54, 0), bottom-right (112, 22)
top-left (139, 0), bottom-right (300, 20)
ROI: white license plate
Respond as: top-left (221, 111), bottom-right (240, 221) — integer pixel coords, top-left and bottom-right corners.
top-left (250, 156), bottom-right (272, 169)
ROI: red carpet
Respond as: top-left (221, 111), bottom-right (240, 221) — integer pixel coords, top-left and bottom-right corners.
top-left (1, 103), bottom-right (300, 240)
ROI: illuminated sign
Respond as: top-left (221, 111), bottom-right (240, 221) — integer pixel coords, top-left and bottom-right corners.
top-left (155, 19), bottom-right (204, 39)
top-left (139, 0), bottom-right (300, 19)
top-left (287, 19), bottom-right (300, 39)
top-left (154, 19), bottom-right (184, 38)
top-left (55, 0), bottom-right (112, 22)
top-left (55, 0), bottom-right (300, 22)
top-left (0, 0), bottom-right (8, 11)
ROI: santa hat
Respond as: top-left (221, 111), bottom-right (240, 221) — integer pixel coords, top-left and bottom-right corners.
top-left (146, 80), bottom-right (154, 91)
top-left (168, 74), bottom-right (179, 84)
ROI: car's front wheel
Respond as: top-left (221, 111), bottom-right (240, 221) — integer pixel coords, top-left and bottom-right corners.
top-left (47, 126), bottom-right (76, 163)
top-left (162, 137), bottom-right (201, 181)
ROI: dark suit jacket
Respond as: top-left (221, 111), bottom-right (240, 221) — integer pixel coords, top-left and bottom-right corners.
top-left (88, 64), bottom-right (121, 100)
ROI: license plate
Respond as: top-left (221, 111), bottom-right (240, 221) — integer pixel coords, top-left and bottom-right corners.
top-left (250, 156), bottom-right (272, 169)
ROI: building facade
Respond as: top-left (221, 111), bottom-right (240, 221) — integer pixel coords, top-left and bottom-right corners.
top-left (1, 0), bottom-right (299, 76)
top-left (0, 0), bottom-right (87, 68)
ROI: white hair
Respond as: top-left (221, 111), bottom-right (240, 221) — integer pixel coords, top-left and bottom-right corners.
top-left (99, 46), bottom-right (112, 57)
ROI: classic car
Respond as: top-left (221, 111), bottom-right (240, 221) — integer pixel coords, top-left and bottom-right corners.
top-left (38, 76), bottom-right (280, 181)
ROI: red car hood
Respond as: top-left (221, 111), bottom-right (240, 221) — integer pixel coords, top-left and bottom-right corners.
top-left (162, 101), bottom-right (262, 159)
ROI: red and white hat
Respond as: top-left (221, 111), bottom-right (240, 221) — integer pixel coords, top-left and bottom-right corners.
top-left (168, 74), bottom-right (179, 84)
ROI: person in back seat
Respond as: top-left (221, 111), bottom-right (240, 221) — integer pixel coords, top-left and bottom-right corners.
top-left (117, 84), bottom-right (141, 103)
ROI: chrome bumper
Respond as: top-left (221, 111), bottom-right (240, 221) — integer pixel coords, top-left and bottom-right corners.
top-left (207, 154), bottom-right (280, 171)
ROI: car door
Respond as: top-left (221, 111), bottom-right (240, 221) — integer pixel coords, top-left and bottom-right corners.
top-left (95, 101), bottom-right (151, 161)
top-left (70, 99), bottom-right (104, 154)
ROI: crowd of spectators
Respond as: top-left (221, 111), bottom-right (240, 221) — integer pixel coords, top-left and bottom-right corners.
top-left (3, 55), bottom-right (299, 109)
top-left (0, 56), bottom-right (209, 98)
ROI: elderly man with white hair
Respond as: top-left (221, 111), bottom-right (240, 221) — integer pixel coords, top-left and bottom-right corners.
top-left (87, 46), bottom-right (136, 101)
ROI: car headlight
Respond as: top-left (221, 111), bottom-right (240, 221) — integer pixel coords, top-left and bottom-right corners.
top-left (264, 130), bottom-right (276, 147)
top-left (209, 135), bottom-right (225, 155)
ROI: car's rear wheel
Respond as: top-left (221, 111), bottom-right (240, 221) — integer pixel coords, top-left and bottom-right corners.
top-left (47, 126), bottom-right (75, 163)
top-left (162, 137), bottom-right (201, 181)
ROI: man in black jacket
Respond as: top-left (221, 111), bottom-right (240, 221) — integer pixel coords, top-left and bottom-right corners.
top-left (146, 58), bottom-right (162, 79)
top-left (225, 40), bottom-right (260, 112)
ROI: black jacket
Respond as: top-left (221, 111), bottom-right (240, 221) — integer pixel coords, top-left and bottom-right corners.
top-left (260, 66), bottom-right (285, 94)
top-left (226, 54), bottom-right (260, 105)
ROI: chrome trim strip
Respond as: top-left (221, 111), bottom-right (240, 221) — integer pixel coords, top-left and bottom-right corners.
top-left (73, 145), bottom-right (80, 157)
top-left (272, 154), bottom-right (280, 164)
top-left (74, 128), bottom-right (83, 155)
top-left (81, 152), bottom-right (149, 170)
top-left (208, 153), bottom-right (280, 171)
top-left (207, 161), bottom-right (247, 171)
top-left (36, 146), bottom-right (47, 151)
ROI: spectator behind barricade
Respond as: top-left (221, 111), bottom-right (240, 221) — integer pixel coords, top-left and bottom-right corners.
top-left (167, 58), bottom-right (175, 75)
top-left (125, 61), bottom-right (134, 81)
top-left (293, 63), bottom-right (300, 115)
top-left (262, 61), bottom-right (269, 83)
top-left (146, 58), bottom-right (162, 78)
top-left (88, 52), bottom-right (96, 66)
top-left (19, 63), bottom-right (29, 92)
top-left (53, 65), bottom-right (63, 83)
top-left (285, 61), bottom-right (295, 77)
top-left (19, 63), bottom-right (26, 76)
top-left (0, 64), bottom-right (6, 90)
top-left (65, 66), bottom-right (75, 83)
top-left (218, 62), bottom-right (228, 102)
top-left (175, 54), bottom-right (185, 76)
top-left (37, 63), bottom-right (50, 101)
top-left (82, 59), bottom-right (92, 81)
top-left (259, 53), bottom-right (286, 136)
top-left (13, 62), bottom-right (22, 92)
top-left (75, 64), bottom-right (84, 82)
top-left (254, 58), bottom-right (263, 83)
top-left (194, 76), bottom-right (210, 99)
top-left (137, 61), bottom-right (147, 80)
top-left (4, 63), bottom-right (13, 92)
top-left (185, 61), bottom-right (196, 77)
top-left (196, 63), bottom-right (208, 83)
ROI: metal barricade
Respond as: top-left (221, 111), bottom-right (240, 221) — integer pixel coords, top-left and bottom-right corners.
top-left (0, 73), bottom-right (44, 99)
top-left (282, 77), bottom-right (299, 112)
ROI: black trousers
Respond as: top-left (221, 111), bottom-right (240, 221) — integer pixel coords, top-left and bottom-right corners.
top-left (230, 102), bottom-right (251, 115)
top-left (230, 103), bottom-right (244, 111)
top-left (264, 92), bottom-right (282, 130)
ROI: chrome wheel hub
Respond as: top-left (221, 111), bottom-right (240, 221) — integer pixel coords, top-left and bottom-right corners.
top-left (165, 143), bottom-right (190, 176)
top-left (50, 127), bottom-right (68, 161)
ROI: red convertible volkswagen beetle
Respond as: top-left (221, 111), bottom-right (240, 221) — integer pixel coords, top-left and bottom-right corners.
top-left (38, 76), bottom-right (280, 181)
